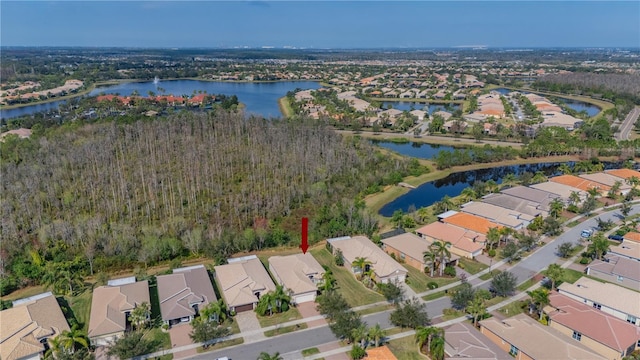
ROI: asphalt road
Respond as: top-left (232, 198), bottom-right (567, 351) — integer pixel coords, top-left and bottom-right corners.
top-left (616, 106), bottom-right (640, 141)
top-left (191, 204), bottom-right (640, 360)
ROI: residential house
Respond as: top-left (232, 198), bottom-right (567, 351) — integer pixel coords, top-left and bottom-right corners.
top-left (0, 292), bottom-right (70, 360)
top-left (500, 185), bottom-right (560, 211)
top-left (268, 253), bottom-right (324, 304)
top-left (579, 172), bottom-right (632, 195)
top-left (364, 346), bottom-right (398, 360)
top-left (415, 221), bottom-right (485, 259)
top-left (157, 265), bottom-right (216, 326)
top-left (440, 211), bottom-right (502, 235)
top-left (214, 255), bottom-right (276, 313)
top-left (381, 232), bottom-right (459, 272)
top-left (481, 193), bottom-right (548, 218)
top-left (479, 313), bottom-right (606, 360)
top-left (460, 201), bottom-right (535, 230)
top-left (623, 231), bottom-right (640, 244)
top-left (327, 236), bottom-right (408, 284)
top-left (586, 255), bottom-right (640, 291)
top-left (88, 277), bottom-right (150, 346)
top-left (444, 322), bottom-right (512, 360)
top-left (530, 181), bottom-right (587, 204)
top-left (609, 240), bottom-right (640, 261)
top-left (605, 168), bottom-right (640, 182)
top-left (549, 174), bottom-right (611, 195)
top-left (545, 293), bottom-right (640, 359)
top-left (558, 277), bottom-right (640, 326)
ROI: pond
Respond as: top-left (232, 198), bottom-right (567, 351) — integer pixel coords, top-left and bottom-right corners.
top-left (1, 80), bottom-right (321, 120)
top-left (378, 161), bottom-right (621, 216)
top-left (381, 102), bottom-right (460, 114)
top-left (370, 140), bottom-right (457, 159)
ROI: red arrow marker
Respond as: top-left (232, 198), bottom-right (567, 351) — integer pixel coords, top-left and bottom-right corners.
top-left (301, 217), bottom-right (309, 254)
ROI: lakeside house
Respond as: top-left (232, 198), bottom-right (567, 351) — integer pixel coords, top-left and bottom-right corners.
top-left (579, 172), bottom-right (632, 195)
top-left (88, 277), bottom-right (150, 346)
top-left (439, 211), bottom-right (502, 235)
top-left (327, 235), bottom-right (407, 284)
top-left (460, 201), bottom-right (534, 230)
top-left (157, 265), bottom-right (216, 326)
top-left (500, 185), bottom-right (560, 212)
top-left (530, 181), bottom-right (587, 204)
top-left (214, 255), bottom-right (276, 313)
top-left (415, 221), bottom-right (484, 259)
top-left (480, 193), bottom-right (549, 218)
top-left (1, 292), bottom-right (71, 360)
top-left (268, 253), bottom-right (324, 304)
top-left (550, 174), bottom-right (611, 195)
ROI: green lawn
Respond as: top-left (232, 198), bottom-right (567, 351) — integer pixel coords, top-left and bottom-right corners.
top-left (302, 347), bottom-right (320, 356)
top-left (149, 283), bottom-right (162, 325)
top-left (484, 296), bottom-right (506, 307)
top-left (143, 327), bottom-right (172, 360)
top-left (517, 278), bottom-right (537, 291)
top-left (196, 338), bottom-right (244, 353)
top-left (356, 304), bottom-right (394, 316)
top-left (311, 248), bottom-right (384, 307)
top-left (458, 258), bottom-right (488, 275)
top-left (479, 269), bottom-right (501, 281)
top-left (497, 300), bottom-right (528, 318)
top-left (257, 307), bottom-right (302, 328)
top-left (403, 265), bottom-right (431, 293)
top-left (422, 291), bottom-right (446, 301)
top-left (264, 323), bottom-right (308, 337)
top-left (542, 268), bottom-right (583, 286)
top-left (387, 336), bottom-right (425, 360)
top-left (64, 289), bottom-right (92, 332)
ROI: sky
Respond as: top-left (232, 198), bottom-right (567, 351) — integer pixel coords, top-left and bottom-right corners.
top-left (1, 1), bottom-right (639, 48)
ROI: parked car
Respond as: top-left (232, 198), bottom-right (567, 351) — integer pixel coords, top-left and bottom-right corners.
top-left (608, 234), bottom-right (624, 241)
top-left (581, 229), bottom-right (594, 238)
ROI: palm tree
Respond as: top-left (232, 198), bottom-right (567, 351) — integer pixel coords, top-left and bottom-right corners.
top-left (459, 187), bottom-right (477, 204)
top-left (59, 324), bottom-right (89, 352)
top-left (430, 334), bottom-right (446, 360)
top-left (527, 288), bottom-right (549, 320)
top-left (608, 181), bottom-right (622, 199)
top-left (626, 176), bottom-right (640, 190)
top-left (272, 285), bottom-right (291, 313)
top-left (257, 351), bottom-right (283, 360)
top-left (586, 186), bottom-right (600, 199)
top-left (319, 270), bottom-right (336, 293)
top-left (548, 198), bottom-right (564, 219)
top-left (502, 173), bottom-right (518, 188)
top-left (588, 233), bottom-right (610, 260)
top-left (569, 191), bottom-right (581, 206)
top-left (574, 161), bottom-right (591, 174)
top-left (351, 257), bottom-right (372, 281)
top-left (531, 171), bottom-right (547, 184)
top-left (128, 302), bottom-right (151, 330)
top-left (499, 227), bottom-right (514, 246)
top-left (367, 323), bottom-right (386, 347)
top-left (415, 326), bottom-right (443, 355)
top-left (558, 163), bottom-right (572, 175)
top-left (430, 241), bottom-right (451, 277)
top-left (44, 336), bottom-right (63, 359)
top-left (466, 295), bottom-right (487, 327)
top-left (423, 250), bottom-right (438, 277)
top-left (485, 179), bottom-right (499, 194)
top-left (545, 264), bottom-right (564, 291)
top-left (202, 299), bottom-right (227, 324)
top-left (351, 324), bottom-right (368, 348)
top-left (486, 227), bottom-right (500, 251)
top-left (255, 292), bottom-right (276, 316)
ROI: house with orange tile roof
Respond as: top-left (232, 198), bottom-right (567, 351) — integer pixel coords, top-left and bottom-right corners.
top-left (545, 293), bottom-right (640, 360)
top-left (622, 231), bottom-right (640, 244)
top-left (441, 211), bottom-right (502, 235)
top-left (605, 168), bottom-right (640, 181)
top-left (365, 345), bottom-right (398, 359)
top-left (579, 172), bottom-right (632, 195)
top-left (415, 221), bottom-right (485, 259)
top-left (550, 174), bottom-right (611, 194)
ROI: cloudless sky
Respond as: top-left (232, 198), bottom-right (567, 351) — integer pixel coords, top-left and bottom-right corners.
top-left (1, 1), bottom-right (639, 48)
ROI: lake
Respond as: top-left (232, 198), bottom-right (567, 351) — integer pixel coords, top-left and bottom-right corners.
top-left (1, 80), bottom-right (321, 120)
top-left (381, 102), bottom-right (460, 114)
top-left (371, 140), bottom-right (457, 159)
top-left (378, 161), bottom-right (620, 216)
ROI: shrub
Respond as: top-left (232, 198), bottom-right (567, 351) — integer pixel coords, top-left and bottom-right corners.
top-left (334, 249), bottom-right (345, 266)
top-left (427, 282), bottom-right (439, 289)
top-left (457, 262), bottom-right (465, 269)
top-left (488, 249), bottom-right (497, 257)
top-left (444, 266), bottom-right (457, 277)
top-left (579, 257), bottom-right (590, 264)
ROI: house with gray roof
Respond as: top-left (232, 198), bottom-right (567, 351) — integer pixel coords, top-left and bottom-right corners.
top-left (157, 265), bottom-right (216, 326)
top-left (444, 322), bottom-right (511, 360)
top-left (586, 255), bottom-right (640, 291)
top-left (500, 185), bottom-right (559, 211)
top-left (481, 193), bottom-right (548, 218)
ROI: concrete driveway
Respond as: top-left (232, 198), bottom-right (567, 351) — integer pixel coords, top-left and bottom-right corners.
top-left (235, 311), bottom-right (266, 343)
top-left (168, 323), bottom-right (197, 359)
top-left (297, 301), bottom-right (327, 328)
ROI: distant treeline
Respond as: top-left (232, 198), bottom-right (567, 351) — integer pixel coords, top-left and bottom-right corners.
top-left (534, 73), bottom-right (640, 103)
top-left (0, 112), bottom-right (427, 294)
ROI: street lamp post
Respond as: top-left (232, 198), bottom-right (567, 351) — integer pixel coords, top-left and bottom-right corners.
top-left (489, 258), bottom-right (493, 275)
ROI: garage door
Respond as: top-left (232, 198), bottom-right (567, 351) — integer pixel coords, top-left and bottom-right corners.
top-left (234, 303), bottom-right (254, 313)
top-left (293, 293), bottom-right (316, 304)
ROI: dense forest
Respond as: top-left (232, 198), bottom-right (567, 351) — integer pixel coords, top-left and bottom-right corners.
top-left (534, 73), bottom-right (640, 102)
top-left (0, 112), bottom-right (425, 294)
